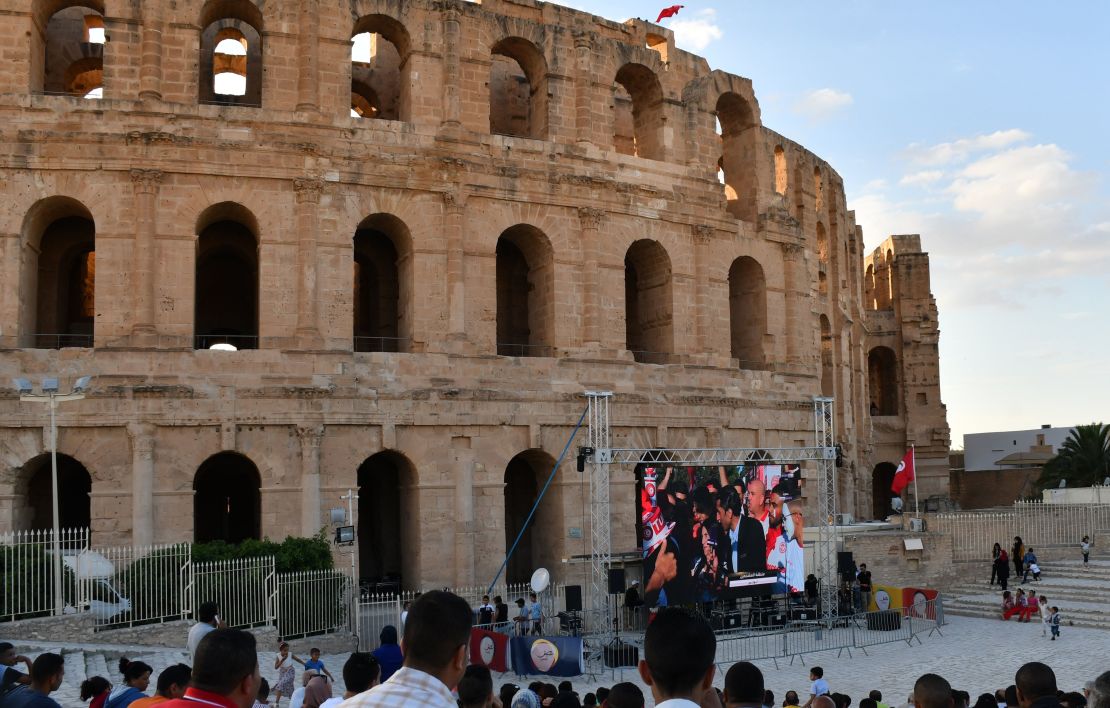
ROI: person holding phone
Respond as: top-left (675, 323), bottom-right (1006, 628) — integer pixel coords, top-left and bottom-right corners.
top-left (188, 601), bottom-right (226, 662)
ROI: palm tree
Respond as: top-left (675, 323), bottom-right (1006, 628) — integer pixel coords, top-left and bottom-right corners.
top-left (1036, 423), bottom-right (1110, 491)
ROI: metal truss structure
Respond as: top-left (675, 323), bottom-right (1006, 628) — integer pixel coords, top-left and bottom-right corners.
top-left (583, 393), bottom-right (840, 632)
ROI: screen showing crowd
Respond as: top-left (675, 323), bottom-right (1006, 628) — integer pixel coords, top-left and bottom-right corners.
top-left (638, 461), bottom-right (806, 607)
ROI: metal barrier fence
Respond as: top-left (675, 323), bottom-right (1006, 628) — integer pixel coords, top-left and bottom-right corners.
top-left (88, 543), bottom-right (191, 629)
top-left (0, 528), bottom-right (89, 621)
top-left (275, 569), bottom-right (356, 640)
top-left (704, 598), bottom-right (944, 666)
top-left (192, 556), bottom-right (275, 629)
top-left (932, 501), bottom-right (1110, 562)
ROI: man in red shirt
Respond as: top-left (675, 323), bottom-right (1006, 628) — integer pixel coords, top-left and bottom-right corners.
top-left (161, 629), bottom-right (261, 708)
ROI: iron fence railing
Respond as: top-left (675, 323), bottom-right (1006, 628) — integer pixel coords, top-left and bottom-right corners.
top-left (932, 501), bottom-right (1110, 562)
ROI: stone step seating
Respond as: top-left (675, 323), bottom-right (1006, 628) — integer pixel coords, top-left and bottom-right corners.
top-left (944, 557), bottom-right (1110, 630)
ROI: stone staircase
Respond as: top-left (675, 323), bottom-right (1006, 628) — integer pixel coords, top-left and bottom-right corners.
top-left (943, 556), bottom-right (1110, 630)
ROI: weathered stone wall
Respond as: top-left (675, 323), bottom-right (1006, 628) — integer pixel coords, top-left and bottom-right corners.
top-left (839, 529), bottom-right (957, 589)
top-left (0, 616), bottom-right (279, 650)
top-left (950, 468), bottom-right (1042, 509)
top-left (0, 0), bottom-right (949, 591)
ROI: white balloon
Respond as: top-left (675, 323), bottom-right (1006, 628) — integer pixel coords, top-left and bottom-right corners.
top-left (530, 567), bottom-right (550, 593)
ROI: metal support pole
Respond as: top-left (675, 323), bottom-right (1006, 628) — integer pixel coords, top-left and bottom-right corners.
top-left (49, 394), bottom-right (63, 616)
top-left (586, 391), bottom-right (613, 636)
top-left (813, 396), bottom-right (839, 621)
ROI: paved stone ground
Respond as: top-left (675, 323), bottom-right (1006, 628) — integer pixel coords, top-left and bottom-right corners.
top-left (6, 614), bottom-right (1105, 707)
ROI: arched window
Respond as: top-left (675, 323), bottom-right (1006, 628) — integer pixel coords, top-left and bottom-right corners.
top-left (33, 3), bottom-right (105, 97)
top-left (23, 198), bottom-right (96, 349)
top-left (716, 92), bottom-right (757, 220)
top-left (613, 64), bottom-right (664, 160)
top-left (774, 145), bottom-right (788, 196)
top-left (357, 451), bottom-right (416, 587)
top-left (16, 453), bottom-right (91, 531)
top-left (351, 15), bottom-right (410, 121)
top-left (625, 240), bottom-right (673, 362)
top-left (865, 263), bottom-right (876, 309)
top-left (354, 214), bottom-right (413, 353)
top-left (198, 0), bottom-right (263, 106)
top-left (496, 225), bottom-right (555, 357)
top-left (194, 452), bottom-right (261, 543)
top-left (489, 37), bottom-right (548, 139)
top-left (194, 203), bottom-right (259, 350)
top-left (504, 450), bottom-right (561, 584)
top-left (727, 256), bottom-right (766, 369)
top-left (868, 346), bottom-right (898, 415)
top-left (820, 314), bottom-right (833, 397)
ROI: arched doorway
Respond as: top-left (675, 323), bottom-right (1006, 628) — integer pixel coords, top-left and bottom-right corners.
top-left (194, 203), bottom-right (259, 350)
top-left (357, 451), bottom-right (414, 588)
top-left (193, 453), bottom-right (261, 543)
top-left (868, 346), bottom-right (899, 415)
top-left (353, 214), bottom-right (413, 353)
top-left (496, 225), bottom-right (554, 357)
top-left (624, 239), bottom-right (673, 362)
top-left (503, 450), bottom-right (561, 585)
top-left (19, 454), bottom-right (92, 531)
top-left (872, 462), bottom-right (898, 520)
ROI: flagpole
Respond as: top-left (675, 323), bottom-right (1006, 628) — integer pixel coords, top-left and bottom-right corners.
top-left (911, 444), bottom-right (919, 516)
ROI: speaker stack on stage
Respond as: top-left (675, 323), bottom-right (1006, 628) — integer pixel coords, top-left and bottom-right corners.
top-left (603, 639), bottom-right (639, 668)
top-left (565, 585), bottom-right (583, 613)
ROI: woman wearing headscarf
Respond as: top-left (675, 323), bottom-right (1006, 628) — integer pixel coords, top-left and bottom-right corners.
top-left (370, 625), bottom-right (403, 683)
top-left (302, 675), bottom-right (331, 708)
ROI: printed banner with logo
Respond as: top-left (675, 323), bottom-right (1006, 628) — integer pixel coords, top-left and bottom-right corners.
top-left (901, 587), bottom-right (939, 619)
top-left (509, 636), bottom-right (584, 677)
top-left (868, 584), bottom-right (904, 612)
top-left (469, 627), bottom-right (510, 672)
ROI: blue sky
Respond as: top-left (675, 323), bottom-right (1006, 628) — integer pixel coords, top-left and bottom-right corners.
top-left (558, 0), bottom-right (1110, 445)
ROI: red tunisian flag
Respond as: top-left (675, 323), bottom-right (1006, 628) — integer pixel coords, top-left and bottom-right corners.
top-left (656, 4), bottom-right (684, 22)
top-left (891, 448), bottom-right (915, 494)
top-left (469, 627), bottom-right (510, 672)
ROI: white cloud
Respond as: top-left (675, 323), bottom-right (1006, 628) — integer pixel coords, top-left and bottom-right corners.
top-left (667, 9), bottom-right (723, 51)
top-left (900, 170), bottom-right (944, 187)
top-left (946, 143), bottom-right (1087, 223)
top-left (792, 88), bottom-right (854, 121)
top-left (904, 129), bottom-right (1031, 166)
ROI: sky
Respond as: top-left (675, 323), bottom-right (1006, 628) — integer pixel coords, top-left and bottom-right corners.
top-left (553, 0), bottom-right (1110, 446)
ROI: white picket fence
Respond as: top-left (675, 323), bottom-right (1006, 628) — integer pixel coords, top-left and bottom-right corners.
top-left (275, 568), bottom-right (355, 640)
top-left (932, 501), bottom-right (1110, 562)
top-left (0, 527), bottom-right (89, 622)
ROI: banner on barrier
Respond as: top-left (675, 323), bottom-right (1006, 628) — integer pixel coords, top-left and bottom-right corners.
top-left (869, 584), bottom-right (904, 612)
top-left (902, 587), bottom-right (939, 619)
top-left (509, 636), bottom-right (584, 677)
top-left (470, 627), bottom-right (511, 673)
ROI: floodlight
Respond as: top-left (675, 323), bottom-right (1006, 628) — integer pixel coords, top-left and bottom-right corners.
top-left (73, 376), bottom-right (92, 393)
top-left (335, 525), bottom-right (356, 544)
top-left (13, 378), bottom-right (33, 394)
top-left (41, 377), bottom-right (59, 394)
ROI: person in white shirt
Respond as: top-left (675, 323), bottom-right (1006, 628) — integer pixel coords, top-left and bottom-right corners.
top-left (187, 601), bottom-right (225, 662)
top-left (340, 590), bottom-right (472, 708)
top-left (637, 607), bottom-right (717, 708)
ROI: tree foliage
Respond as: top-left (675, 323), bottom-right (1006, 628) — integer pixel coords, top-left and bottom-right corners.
top-left (1037, 423), bottom-right (1110, 491)
top-left (192, 531), bottom-right (334, 573)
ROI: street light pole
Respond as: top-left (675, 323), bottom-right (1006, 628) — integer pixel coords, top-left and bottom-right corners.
top-left (13, 376), bottom-right (89, 616)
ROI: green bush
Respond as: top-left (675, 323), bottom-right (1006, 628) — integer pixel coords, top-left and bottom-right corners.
top-left (114, 544), bottom-right (190, 624)
top-left (192, 531), bottom-right (333, 573)
top-left (0, 542), bottom-right (79, 619)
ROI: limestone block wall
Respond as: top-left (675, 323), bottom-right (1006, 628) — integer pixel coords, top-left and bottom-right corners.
top-left (0, 0), bottom-right (950, 590)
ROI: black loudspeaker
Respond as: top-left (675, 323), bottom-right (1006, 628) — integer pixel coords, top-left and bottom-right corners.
top-left (866, 610), bottom-right (902, 631)
top-left (603, 640), bottom-right (639, 668)
top-left (837, 551), bottom-right (855, 574)
top-left (607, 568), bottom-right (626, 594)
top-left (565, 585), bottom-right (583, 612)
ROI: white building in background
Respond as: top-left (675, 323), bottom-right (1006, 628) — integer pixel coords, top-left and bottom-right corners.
top-left (963, 425), bottom-right (1074, 472)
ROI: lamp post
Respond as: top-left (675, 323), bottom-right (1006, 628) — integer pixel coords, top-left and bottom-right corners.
top-left (12, 375), bottom-right (90, 616)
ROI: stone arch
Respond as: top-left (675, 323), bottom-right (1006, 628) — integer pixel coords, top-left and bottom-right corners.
top-left (504, 449), bottom-right (561, 585)
top-left (198, 0), bottom-right (263, 106)
top-left (20, 196), bottom-right (96, 348)
top-left (816, 222), bottom-right (828, 265)
top-left (814, 167), bottom-right (824, 212)
top-left (819, 314), bottom-right (833, 397)
top-left (625, 239), bottom-right (673, 362)
top-left (13, 453), bottom-right (92, 531)
top-left (865, 263), bottom-right (876, 309)
top-left (774, 145), bottom-right (788, 196)
top-left (868, 346), bottom-right (898, 416)
top-left (354, 213), bottom-right (413, 353)
top-left (872, 462), bottom-right (898, 519)
top-left (193, 452), bottom-right (261, 543)
top-left (194, 202), bottom-right (259, 350)
top-left (357, 450), bottom-right (417, 588)
top-left (728, 256), bottom-right (766, 369)
top-left (351, 14), bottom-right (411, 121)
top-left (716, 92), bottom-right (757, 220)
top-left (31, 2), bottom-right (104, 95)
top-left (63, 55), bottom-right (102, 96)
top-left (496, 224), bottom-right (555, 357)
top-left (613, 63), bottom-right (664, 160)
top-left (489, 37), bottom-right (548, 139)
